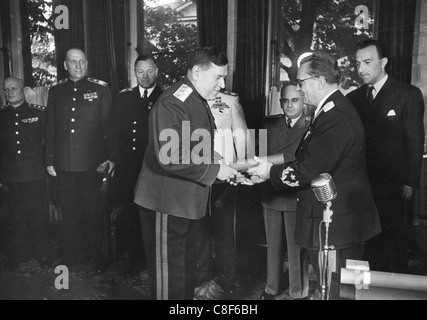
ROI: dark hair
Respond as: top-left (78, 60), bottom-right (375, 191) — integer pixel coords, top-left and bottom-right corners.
top-left (300, 51), bottom-right (341, 85)
top-left (135, 54), bottom-right (157, 67)
top-left (187, 47), bottom-right (228, 71)
top-left (356, 39), bottom-right (388, 59)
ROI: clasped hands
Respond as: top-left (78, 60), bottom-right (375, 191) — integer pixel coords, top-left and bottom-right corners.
top-left (217, 157), bottom-right (274, 186)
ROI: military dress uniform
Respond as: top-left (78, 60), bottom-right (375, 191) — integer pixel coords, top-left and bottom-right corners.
top-left (0, 101), bottom-right (51, 268)
top-left (111, 84), bottom-right (162, 275)
top-left (45, 77), bottom-right (118, 266)
top-left (195, 91), bottom-right (254, 292)
top-left (134, 77), bottom-right (220, 300)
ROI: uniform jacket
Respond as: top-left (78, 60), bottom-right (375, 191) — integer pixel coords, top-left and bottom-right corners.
top-left (0, 102), bottom-right (47, 183)
top-left (347, 78), bottom-right (425, 198)
top-left (113, 85), bottom-right (162, 183)
top-left (134, 77), bottom-right (220, 220)
top-left (261, 113), bottom-right (311, 211)
top-left (208, 91), bottom-right (254, 163)
top-left (270, 90), bottom-right (381, 249)
top-left (45, 77), bottom-right (118, 172)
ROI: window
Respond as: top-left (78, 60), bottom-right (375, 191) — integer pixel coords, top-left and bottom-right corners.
top-left (27, 0), bottom-right (57, 87)
top-left (276, 0), bottom-right (376, 91)
top-left (144, 0), bottom-right (198, 88)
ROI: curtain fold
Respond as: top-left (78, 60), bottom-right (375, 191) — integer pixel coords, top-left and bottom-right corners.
top-left (235, 0), bottom-right (269, 130)
top-left (52, 0), bottom-right (85, 81)
top-left (377, 0), bottom-right (417, 83)
top-left (197, 0), bottom-right (228, 53)
top-left (86, 0), bottom-right (126, 95)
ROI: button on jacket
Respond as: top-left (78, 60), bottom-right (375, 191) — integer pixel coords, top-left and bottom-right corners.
top-left (113, 85), bottom-right (163, 182)
top-left (0, 102), bottom-right (47, 183)
top-left (45, 77), bottom-right (118, 172)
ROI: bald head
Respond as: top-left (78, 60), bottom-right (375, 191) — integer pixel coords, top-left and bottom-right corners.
top-left (3, 77), bottom-right (26, 107)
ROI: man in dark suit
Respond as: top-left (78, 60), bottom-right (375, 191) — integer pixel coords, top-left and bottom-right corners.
top-left (134, 47), bottom-right (238, 300)
top-left (260, 83), bottom-right (311, 300)
top-left (0, 77), bottom-right (52, 269)
top-left (45, 47), bottom-right (118, 272)
top-left (347, 39), bottom-right (425, 272)
top-left (111, 54), bottom-right (162, 276)
top-left (247, 51), bottom-right (381, 299)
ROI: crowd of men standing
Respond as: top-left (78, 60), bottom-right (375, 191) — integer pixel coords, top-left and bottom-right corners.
top-left (0, 39), bottom-right (425, 301)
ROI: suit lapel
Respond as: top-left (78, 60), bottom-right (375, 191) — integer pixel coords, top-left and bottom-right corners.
top-left (283, 114), bottom-right (309, 148)
top-left (370, 78), bottom-right (397, 111)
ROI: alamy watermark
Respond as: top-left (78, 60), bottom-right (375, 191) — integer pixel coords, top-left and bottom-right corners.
top-left (158, 122), bottom-right (267, 165)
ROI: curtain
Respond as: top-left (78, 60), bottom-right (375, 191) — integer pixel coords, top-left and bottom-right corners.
top-left (235, 0), bottom-right (269, 130)
top-left (197, 0), bottom-right (228, 53)
top-left (86, 0), bottom-right (126, 95)
top-left (377, 0), bottom-right (418, 83)
top-left (52, 0), bottom-right (85, 81)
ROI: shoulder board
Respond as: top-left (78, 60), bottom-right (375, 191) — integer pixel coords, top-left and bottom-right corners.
top-left (0, 105), bottom-right (8, 110)
top-left (222, 91), bottom-right (238, 97)
top-left (119, 87), bottom-right (133, 94)
top-left (173, 84), bottom-right (193, 103)
top-left (323, 101), bottom-right (336, 113)
top-left (28, 104), bottom-right (46, 111)
top-left (88, 78), bottom-right (108, 87)
top-left (52, 79), bottom-right (68, 87)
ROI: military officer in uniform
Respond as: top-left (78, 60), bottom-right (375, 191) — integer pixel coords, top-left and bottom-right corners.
top-left (112, 54), bottom-right (163, 276)
top-left (0, 77), bottom-right (52, 269)
top-left (195, 90), bottom-right (254, 296)
top-left (134, 47), bottom-right (238, 300)
top-left (45, 47), bottom-right (118, 271)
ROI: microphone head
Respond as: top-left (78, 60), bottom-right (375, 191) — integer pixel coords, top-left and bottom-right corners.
top-left (311, 173), bottom-right (337, 203)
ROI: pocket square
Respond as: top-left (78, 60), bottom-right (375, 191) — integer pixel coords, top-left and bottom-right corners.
top-left (387, 110), bottom-right (396, 117)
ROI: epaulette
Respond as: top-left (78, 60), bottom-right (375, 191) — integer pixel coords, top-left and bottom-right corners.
top-left (119, 87), bottom-right (133, 94)
top-left (28, 104), bottom-right (46, 111)
top-left (323, 101), bottom-right (336, 113)
top-left (173, 84), bottom-right (193, 103)
top-left (52, 79), bottom-right (68, 87)
top-left (222, 91), bottom-right (238, 97)
top-left (0, 105), bottom-right (8, 110)
top-left (88, 78), bottom-right (108, 87)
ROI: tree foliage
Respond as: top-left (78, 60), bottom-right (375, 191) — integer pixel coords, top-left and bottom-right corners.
top-left (27, 0), bottom-right (57, 87)
top-left (280, 0), bottom-right (374, 87)
top-left (144, 1), bottom-right (198, 88)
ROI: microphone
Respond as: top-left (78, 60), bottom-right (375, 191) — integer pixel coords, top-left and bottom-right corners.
top-left (311, 173), bottom-right (337, 204)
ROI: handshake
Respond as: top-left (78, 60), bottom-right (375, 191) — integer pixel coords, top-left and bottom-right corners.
top-left (218, 153), bottom-right (285, 185)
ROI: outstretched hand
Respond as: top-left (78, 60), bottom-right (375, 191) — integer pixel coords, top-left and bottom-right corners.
top-left (246, 156), bottom-right (273, 181)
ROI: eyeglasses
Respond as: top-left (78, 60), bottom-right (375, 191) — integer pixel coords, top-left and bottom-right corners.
top-left (296, 76), bottom-right (317, 87)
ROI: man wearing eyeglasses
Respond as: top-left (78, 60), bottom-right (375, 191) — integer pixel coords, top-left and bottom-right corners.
top-left (246, 51), bottom-right (381, 299)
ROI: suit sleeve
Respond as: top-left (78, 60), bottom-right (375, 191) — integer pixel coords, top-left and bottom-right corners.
top-left (45, 87), bottom-right (55, 167)
top-left (403, 86), bottom-right (425, 188)
top-left (231, 96), bottom-right (254, 160)
top-left (101, 86), bottom-right (119, 163)
top-left (270, 111), bottom-right (354, 189)
top-left (153, 98), bottom-right (220, 186)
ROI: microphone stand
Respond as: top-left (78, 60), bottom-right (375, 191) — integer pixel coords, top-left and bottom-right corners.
top-left (321, 201), bottom-right (334, 300)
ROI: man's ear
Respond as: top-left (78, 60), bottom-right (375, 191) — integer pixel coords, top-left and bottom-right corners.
top-left (192, 65), bottom-right (201, 81)
top-left (381, 57), bottom-right (388, 69)
top-left (63, 61), bottom-right (68, 71)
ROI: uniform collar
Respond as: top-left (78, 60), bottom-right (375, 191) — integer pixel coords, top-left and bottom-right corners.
top-left (4, 101), bottom-right (27, 112)
top-left (69, 76), bottom-right (88, 86)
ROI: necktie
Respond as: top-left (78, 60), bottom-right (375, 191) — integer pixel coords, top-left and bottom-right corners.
top-left (143, 90), bottom-right (148, 99)
top-left (367, 86), bottom-right (375, 106)
top-left (287, 118), bottom-right (292, 129)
